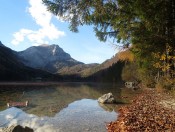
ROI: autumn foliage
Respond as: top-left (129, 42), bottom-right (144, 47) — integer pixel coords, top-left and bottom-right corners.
top-left (107, 89), bottom-right (175, 131)
top-left (117, 50), bottom-right (134, 62)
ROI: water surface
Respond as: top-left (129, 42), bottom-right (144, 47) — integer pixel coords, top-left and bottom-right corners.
top-left (0, 82), bottom-right (140, 131)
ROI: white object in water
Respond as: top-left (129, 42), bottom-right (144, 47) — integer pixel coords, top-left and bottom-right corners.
top-left (7, 101), bottom-right (29, 108)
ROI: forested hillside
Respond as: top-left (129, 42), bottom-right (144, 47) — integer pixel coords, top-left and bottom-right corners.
top-left (59, 51), bottom-right (126, 82)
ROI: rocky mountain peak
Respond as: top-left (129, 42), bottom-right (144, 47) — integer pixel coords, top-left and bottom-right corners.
top-left (18, 44), bottom-right (83, 73)
top-left (0, 41), bottom-right (4, 47)
top-left (39, 44), bottom-right (50, 47)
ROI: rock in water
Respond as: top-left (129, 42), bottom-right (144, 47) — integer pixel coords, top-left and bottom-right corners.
top-left (12, 125), bottom-right (34, 132)
top-left (98, 93), bottom-right (116, 104)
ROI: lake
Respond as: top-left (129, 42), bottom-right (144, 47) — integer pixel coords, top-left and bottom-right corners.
top-left (0, 82), bottom-right (140, 132)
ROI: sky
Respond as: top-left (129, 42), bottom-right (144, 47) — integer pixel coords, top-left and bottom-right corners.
top-left (0, 0), bottom-right (117, 64)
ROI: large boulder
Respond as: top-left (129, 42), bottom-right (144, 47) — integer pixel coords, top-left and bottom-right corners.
top-left (98, 93), bottom-right (116, 104)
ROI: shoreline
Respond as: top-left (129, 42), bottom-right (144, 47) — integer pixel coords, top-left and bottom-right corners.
top-left (0, 81), bottom-right (120, 86)
top-left (107, 89), bottom-right (175, 131)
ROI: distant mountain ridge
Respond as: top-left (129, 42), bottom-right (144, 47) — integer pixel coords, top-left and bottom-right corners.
top-left (58, 52), bottom-right (120, 77)
top-left (0, 41), bottom-right (124, 82)
top-left (16, 43), bottom-right (122, 79)
top-left (0, 42), bottom-right (58, 81)
top-left (0, 42), bottom-right (100, 78)
top-left (18, 44), bottom-right (84, 73)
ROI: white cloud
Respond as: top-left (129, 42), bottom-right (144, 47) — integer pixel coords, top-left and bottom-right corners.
top-left (28, 0), bottom-right (52, 27)
top-left (11, 0), bottom-right (65, 46)
top-left (11, 29), bottom-right (33, 45)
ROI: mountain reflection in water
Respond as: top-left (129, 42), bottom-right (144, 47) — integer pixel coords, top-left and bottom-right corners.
top-left (0, 83), bottom-right (122, 116)
top-left (0, 99), bottom-right (117, 132)
top-left (0, 82), bottom-right (141, 131)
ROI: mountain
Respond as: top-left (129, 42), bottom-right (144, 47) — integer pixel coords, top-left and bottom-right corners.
top-left (18, 44), bottom-right (85, 73)
top-left (59, 52), bottom-right (120, 77)
top-left (17, 43), bottom-right (124, 82)
top-left (58, 63), bottom-right (99, 76)
top-left (86, 60), bottom-right (125, 82)
top-left (0, 41), bottom-right (5, 47)
top-left (59, 51), bottom-right (125, 82)
top-left (0, 41), bottom-right (60, 81)
top-left (0, 41), bottom-right (125, 82)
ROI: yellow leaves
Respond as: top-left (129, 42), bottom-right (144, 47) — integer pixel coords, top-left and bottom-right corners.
top-left (153, 62), bottom-right (171, 71)
top-left (160, 54), bottom-right (166, 61)
top-left (163, 64), bottom-right (171, 71)
top-left (166, 44), bottom-right (172, 53)
top-left (118, 50), bottom-right (134, 62)
top-left (153, 62), bottom-right (161, 68)
top-left (161, 64), bottom-right (171, 72)
top-left (152, 52), bottom-right (160, 59)
top-left (152, 44), bottom-right (175, 73)
top-left (162, 67), bottom-right (166, 72)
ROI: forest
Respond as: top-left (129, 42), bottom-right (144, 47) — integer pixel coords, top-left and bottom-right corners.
top-left (43, 0), bottom-right (175, 90)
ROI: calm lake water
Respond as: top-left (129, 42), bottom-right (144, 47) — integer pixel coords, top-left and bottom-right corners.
top-left (0, 82), bottom-right (140, 132)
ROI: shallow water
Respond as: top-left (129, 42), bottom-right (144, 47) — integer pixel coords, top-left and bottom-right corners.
top-left (0, 82), bottom-right (140, 131)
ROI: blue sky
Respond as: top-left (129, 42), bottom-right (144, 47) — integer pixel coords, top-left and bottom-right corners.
top-left (0, 0), bottom-right (117, 64)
